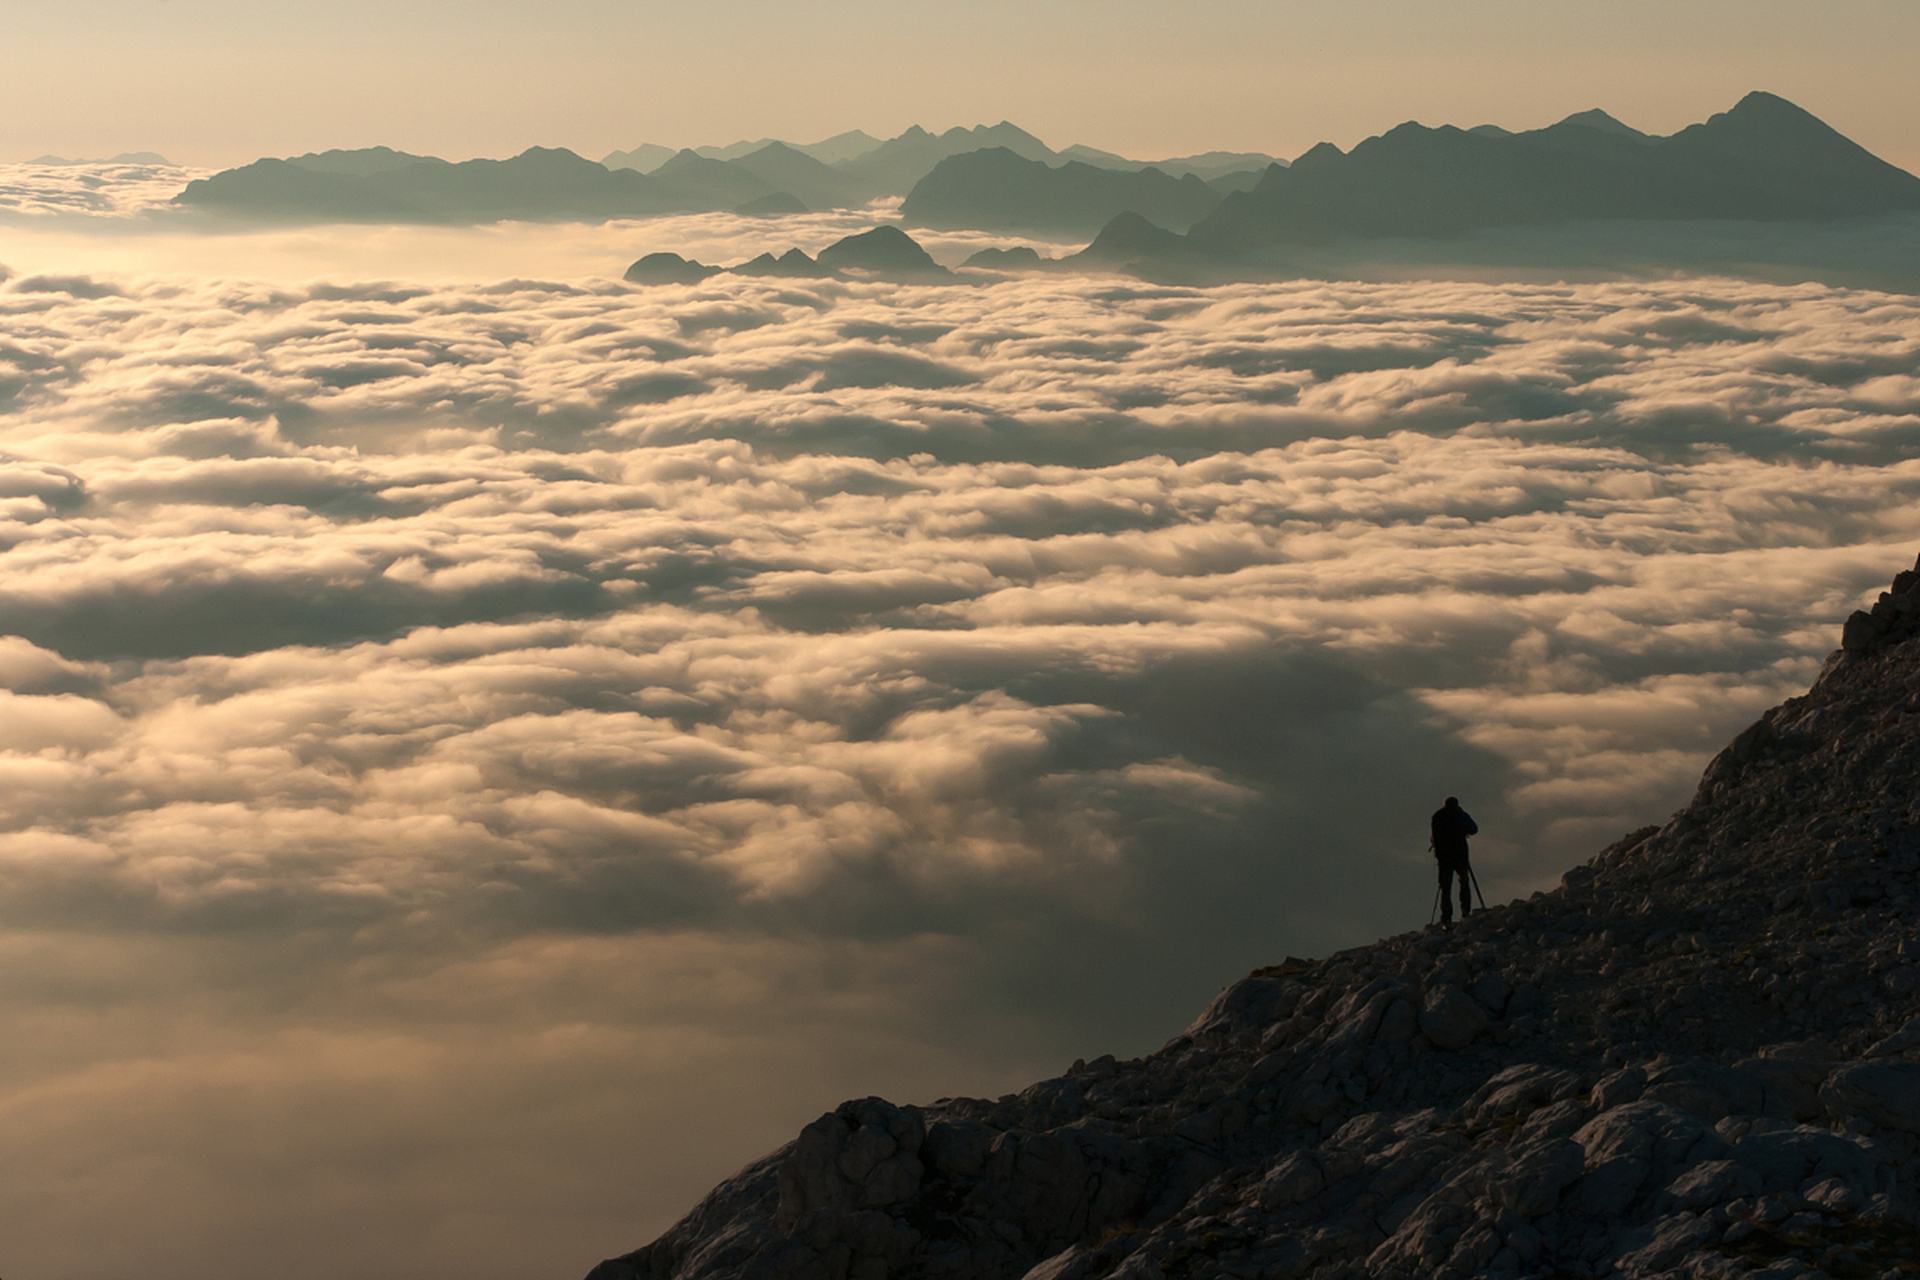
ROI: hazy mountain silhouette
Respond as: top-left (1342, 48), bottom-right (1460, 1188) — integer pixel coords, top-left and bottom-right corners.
top-left (962, 245), bottom-right (1046, 269)
top-left (180, 123), bottom-right (1277, 225)
top-left (623, 252), bottom-right (721, 284)
top-left (604, 131), bottom-right (883, 174)
top-left (1553, 108), bottom-right (1649, 141)
top-left (726, 143), bottom-right (853, 212)
top-left (902, 148), bottom-right (1226, 235)
top-left (600, 143), bottom-right (675, 174)
top-left (1206, 169), bottom-right (1271, 197)
top-left (1056, 144), bottom-right (1285, 182)
top-left (795, 129), bottom-right (885, 165)
top-left (606, 121), bottom-right (1069, 209)
top-left (692, 131), bottom-right (886, 165)
top-left (182, 124), bottom-right (1065, 222)
top-left (31, 151), bottom-right (172, 166)
top-left (735, 191), bottom-right (809, 216)
top-left (176, 146), bottom-right (695, 222)
top-left (691, 138), bottom-right (788, 163)
top-left (1054, 144), bottom-right (1136, 171)
top-left (732, 247), bottom-right (835, 279)
top-left (622, 227), bottom-right (951, 285)
top-left (646, 149), bottom-right (781, 210)
top-left (1187, 91), bottom-right (1920, 255)
top-left (280, 146), bottom-right (440, 178)
top-left (183, 94), bottom-right (1913, 246)
top-left (814, 225), bottom-right (950, 278)
top-left (835, 122), bottom-right (1057, 203)
top-left (1070, 210), bottom-right (1195, 271)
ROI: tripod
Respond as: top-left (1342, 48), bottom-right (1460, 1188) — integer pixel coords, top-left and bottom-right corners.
top-left (1429, 848), bottom-right (1489, 925)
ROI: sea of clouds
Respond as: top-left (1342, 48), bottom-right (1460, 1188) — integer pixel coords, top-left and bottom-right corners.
top-left (1, 164), bottom-right (1919, 1280)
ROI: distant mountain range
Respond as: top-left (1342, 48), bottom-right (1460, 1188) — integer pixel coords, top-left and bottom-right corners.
top-left (886, 91), bottom-right (1920, 265)
top-left (1104, 92), bottom-right (1920, 273)
top-left (169, 91), bottom-right (1920, 294)
top-left (172, 123), bottom-right (1285, 224)
top-left (30, 151), bottom-right (171, 166)
top-left (175, 146), bottom-right (693, 222)
top-left (900, 148), bottom-right (1246, 236)
top-left (604, 129), bottom-right (883, 172)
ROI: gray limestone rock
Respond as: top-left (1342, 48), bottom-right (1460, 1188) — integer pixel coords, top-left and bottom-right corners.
top-left (1821, 1062), bottom-right (1920, 1134)
top-left (1492, 1136), bottom-right (1585, 1217)
top-left (1419, 985), bottom-right (1489, 1051)
top-left (1664, 1158), bottom-right (1762, 1210)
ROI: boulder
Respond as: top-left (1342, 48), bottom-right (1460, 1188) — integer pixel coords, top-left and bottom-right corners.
top-left (1820, 1062), bottom-right (1920, 1134)
top-left (1419, 985), bottom-right (1489, 1051)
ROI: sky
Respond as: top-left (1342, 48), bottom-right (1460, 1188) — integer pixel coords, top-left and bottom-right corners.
top-left (5, 0), bottom-right (1920, 170)
top-left (0, 6), bottom-right (1919, 1278)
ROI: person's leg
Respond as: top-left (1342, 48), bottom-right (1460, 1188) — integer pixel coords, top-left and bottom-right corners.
top-left (1438, 861), bottom-right (1455, 924)
top-left (1459, 857), bottom-right (1473, 917)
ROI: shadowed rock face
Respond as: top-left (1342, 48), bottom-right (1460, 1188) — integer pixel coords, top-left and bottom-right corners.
top-left (584, 551), bottom-right (1920, 1280)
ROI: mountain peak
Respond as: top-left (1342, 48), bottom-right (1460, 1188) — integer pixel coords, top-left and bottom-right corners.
top-left (1703, 90), bottom-right (1838, 139)
top-left (1552, 108), bottom-right (1647, 139)
top-left (1728, 89), bottom-right (1814, 118)
top-left (814, 225), bottom-right (949, 278)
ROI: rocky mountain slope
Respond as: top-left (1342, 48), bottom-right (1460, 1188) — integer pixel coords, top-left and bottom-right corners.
top-left (584, 552), bottom-right (1920, 1280)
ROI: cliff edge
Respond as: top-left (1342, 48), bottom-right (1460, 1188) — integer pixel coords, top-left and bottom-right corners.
top-left (586, 553), bottom-right (1920, 1280)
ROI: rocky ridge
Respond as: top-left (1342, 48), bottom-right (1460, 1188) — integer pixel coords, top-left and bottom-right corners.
top-left (586, 554), bottom-right (1920, 1280)
top-left (624, 227), bottom-right (954, 286)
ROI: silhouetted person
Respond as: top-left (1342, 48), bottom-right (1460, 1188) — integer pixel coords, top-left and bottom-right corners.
top-left (1431, 796), bottom-right (1479, 926)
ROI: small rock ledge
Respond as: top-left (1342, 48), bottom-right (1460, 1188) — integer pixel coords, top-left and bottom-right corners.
top-left (587, 553), bottom-right (1920, 1280)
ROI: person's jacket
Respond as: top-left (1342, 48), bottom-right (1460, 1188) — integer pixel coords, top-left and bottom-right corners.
top-left (1431, 805), bottom-right (1478, 853)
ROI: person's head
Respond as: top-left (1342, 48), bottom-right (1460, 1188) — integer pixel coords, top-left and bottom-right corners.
top-left (1443, 796), bottom-right (1459, 809)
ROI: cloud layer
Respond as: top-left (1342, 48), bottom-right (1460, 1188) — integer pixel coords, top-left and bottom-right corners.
top-left (1, 251), bottom-right (1918, 1278)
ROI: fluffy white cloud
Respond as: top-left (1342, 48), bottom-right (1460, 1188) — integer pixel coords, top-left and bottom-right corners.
top-left (1, 241), bottom-right (1918, 1279)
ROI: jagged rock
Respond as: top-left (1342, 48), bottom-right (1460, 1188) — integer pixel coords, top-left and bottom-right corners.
top-left (1612, 1211), bottom-right (1718, 1276)
top-left (1821, 1062), bottom-right (1920, 1134)
top-left (585, 552), bottom-right (1920, 1280)
top-left (1734, 1122), bottom-right (1885, 1193)
top-left (961, 245), bottom-right (1044, 270)
top-left (1419, 984), bottom-right (1489, 1050)
top-left (731, 247), bottom-right (834, 278)
top-left (1591, 1064), bottom-right (1648, 1111)
top-left (1665, 1158), bottom-right (1761, 1210)
top-left (623, 251), bottom-right (720, 284)
top-left (1491, 1136), bottom-right (1585, 1216)
top-left (1252, 1150), bottom-right (1322, 1208)
top-left (1464, 1063), bottom-right (1582, 1124)
top-left (815, 226), bottom-right (950, 279)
